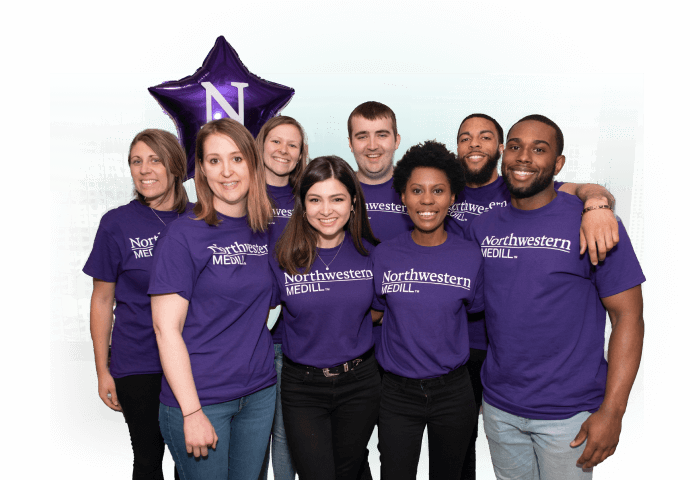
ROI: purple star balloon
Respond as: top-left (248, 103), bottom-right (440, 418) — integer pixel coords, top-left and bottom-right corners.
top-left (149, 36), bottom-right (295, 178)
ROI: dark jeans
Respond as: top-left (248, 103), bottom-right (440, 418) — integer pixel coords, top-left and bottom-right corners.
top-left (114, 373), bottom-right (179, 480)
top-left (281, 351), bottom-right (381, 480)
top-left (379, 364), bottom-right (476, 480)
top-left (461, 348), bottom-right (486, 480)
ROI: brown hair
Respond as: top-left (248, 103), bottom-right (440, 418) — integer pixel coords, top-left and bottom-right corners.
top-left (276, 155), bottom-right (379, 274)
top-left (347, 101), bottom-right (398, 138)
top-left (128, 129), bottom-right (189, 213)
top-left (256, 116), bottom-right (309, 189)
top-left (193, 118), bottom-right (273, 231)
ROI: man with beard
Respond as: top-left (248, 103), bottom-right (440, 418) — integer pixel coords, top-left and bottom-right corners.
top-left (467, 115), bottom-right (644, 479)
top-left (449, 113), bottom-right (621, 480)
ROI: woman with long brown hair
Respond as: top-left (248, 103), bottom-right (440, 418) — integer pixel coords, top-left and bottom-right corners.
top-left (270, 155), bottom-right (382, 480)
top-left (84, 128), bottom-right (189, 480)
top-left (149, 118), bottom-right (277, 480)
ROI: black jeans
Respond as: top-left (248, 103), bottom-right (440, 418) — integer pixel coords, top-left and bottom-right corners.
top-left (114, 373), bottom-right (179, 480)
top-left (461, 348), bottom-right (486, 480)
top-left (281, 351), bottom-right (381, 480)
top-left (379, 364), bottom-right (476, 480)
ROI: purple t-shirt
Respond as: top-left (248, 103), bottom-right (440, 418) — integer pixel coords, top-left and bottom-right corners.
top-left (446, 177), bottom-right (564, 350)
top-left (467, 192), bottom-right (645, 420)
top-left (83, 200), bottom-right (190, 378)
top-left (271, 234), bottom-right (375, 368)
top-left (268, 184), bottom-right (295, 344)
top-left (361, 179), bottom-right (413, 242)
top-left (371, 232), bottom-right (484, 379)
top-left (148, 213), bottom-right (276, 407)
top-left (361, 178), bottom-right (415, 348)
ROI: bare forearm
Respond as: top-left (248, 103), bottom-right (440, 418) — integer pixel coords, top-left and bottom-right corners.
top-left (574, 183), bottom-right (615, 209)
top-left (600, 285), bottom-right (645, 417)
top-left (90, 298), bottom-right (113, 376)
top-left (155, 327), bottom-right (201, 414)
top-left (601, 314), bottom-right (644, 416)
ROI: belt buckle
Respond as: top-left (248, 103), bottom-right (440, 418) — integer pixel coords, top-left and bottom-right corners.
top-left (323, 368), bottom-right (339, 377)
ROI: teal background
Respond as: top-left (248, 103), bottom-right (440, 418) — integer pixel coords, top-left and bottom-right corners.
top-left (15, 0), bottom-right (698, 479)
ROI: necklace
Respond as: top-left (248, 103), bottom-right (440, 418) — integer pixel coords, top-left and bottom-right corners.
top-left (317, 233), bottom-right (345, 271)
top-left (150, 206), bottom-right (178, 227)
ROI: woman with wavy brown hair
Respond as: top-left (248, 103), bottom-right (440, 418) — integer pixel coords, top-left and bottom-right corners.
top-left (149, 118), bottom-right (276, 480)
top-left (84, 128), bottom-right (189, 480)
top-left (270, 155), bottom-right (382, 480)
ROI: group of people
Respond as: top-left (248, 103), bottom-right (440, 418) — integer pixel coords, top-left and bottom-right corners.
top-left (84, 101), bottom-right (645, 480)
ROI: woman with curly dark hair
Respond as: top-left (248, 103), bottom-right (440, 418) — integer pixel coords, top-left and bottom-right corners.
top-left (371, 140), bottom-right (485, 480)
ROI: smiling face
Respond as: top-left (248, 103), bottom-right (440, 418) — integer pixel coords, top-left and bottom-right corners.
top-left (304, 177), bottom-right (354, 248)
top-left (200, 133), bottom-right (251, 217)
top-left (401, 167), bottom-right (455, 244)
top-left (502, 120), bottom-right (565, 206)
top-left (457, 116), bottom-right (504, 187)
top-left (348, 115), bottom-right (401, 184)
top-left (129, 141), bottom-right (174, 209)
top-left (262, 123), bottom-right (303, 186)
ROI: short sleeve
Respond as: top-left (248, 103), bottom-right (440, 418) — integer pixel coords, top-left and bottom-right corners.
top-left (467, 261), bottom-right (485, 314)
top-left (83, 221), bottom-right (122, 282)
top-left (370, 249), bottom-right (386, 311)
top-left (269, 260), bottom-right (281, 307)
top-left (148, 233), bottom-right (197, 301)
top-left (592, 220), bottom-right (646, 299)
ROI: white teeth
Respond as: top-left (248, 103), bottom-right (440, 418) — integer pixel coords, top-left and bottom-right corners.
top-left (318, 218), bottom-right (337, 224)
top-left (418, 212), bottom-right (436, 217)
top-left (223, 182), bottom-right (238, 186)
top-left (367, 154), bottom-right (381, 158)
top-left (273, 156), bottom-right (290, 163)
top-left (514, 171), bottom-right (534, 176)
top-left (142, 180), bottom-right (156, 184)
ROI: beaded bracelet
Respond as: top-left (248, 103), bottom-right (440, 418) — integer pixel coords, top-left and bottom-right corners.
top-left (581, 204), bottom-right (613, 216)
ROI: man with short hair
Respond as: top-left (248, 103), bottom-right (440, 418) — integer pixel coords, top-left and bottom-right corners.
top-left (447, 113), bottom-right (621, 480)
top-left (348, 101), bottom-right (414, 241)
top-left (467, 115), bottom-right (644, 479)
top-left (347, 101), bottom-right (413, 480)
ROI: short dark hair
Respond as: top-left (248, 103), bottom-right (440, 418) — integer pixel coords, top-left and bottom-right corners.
top-left (392, 140), bottom-right (466, 196)
top-left (276, 155), bottom-right (379, 274)
top-left (347, 101), bottom-right (398, 138)
top-left (508, 114), bottom-right (564, 156)
top-left (458, 113), bottom-right (504, 145)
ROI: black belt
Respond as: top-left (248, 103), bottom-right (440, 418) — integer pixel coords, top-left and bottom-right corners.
top-left (384, 362), bottom-right (468, 386)
top-left (284, 348), bottom-right (374, 377)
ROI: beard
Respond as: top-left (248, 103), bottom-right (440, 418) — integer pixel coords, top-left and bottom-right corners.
top-left (463, 151), bottom-right (500, 186)
top-left (503, 162), bottom-right (556, 199)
